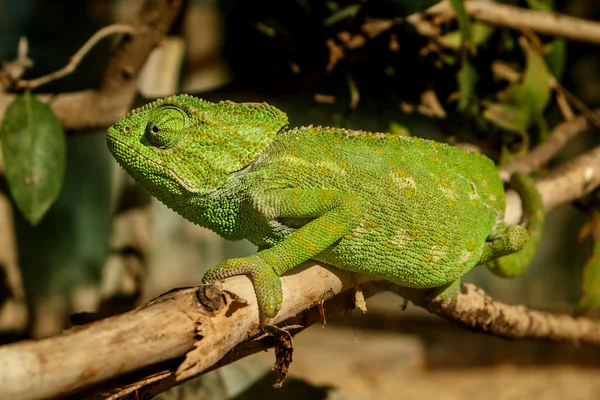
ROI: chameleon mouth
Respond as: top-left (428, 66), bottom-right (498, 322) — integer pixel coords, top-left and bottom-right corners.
top-left (107, 136), bottom-right (200, 193)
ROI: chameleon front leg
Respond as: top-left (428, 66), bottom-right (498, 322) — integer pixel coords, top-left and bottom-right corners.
top-left (203, 189), bottom-right (363, 317)
top-left (481, 174), bottom-right (545, 278)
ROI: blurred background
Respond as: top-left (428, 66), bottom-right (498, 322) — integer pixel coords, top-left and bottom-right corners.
top-left (0, 0), bottom-right (600, 399)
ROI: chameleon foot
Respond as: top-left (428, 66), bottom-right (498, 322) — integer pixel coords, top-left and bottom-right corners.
top-left (203, 255), bottom-right (283, 318)
top-left (430, 279), bottom-right (461, 302)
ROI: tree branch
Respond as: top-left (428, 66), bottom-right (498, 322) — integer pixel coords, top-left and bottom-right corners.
top-left (0, 0), bottom-right (185, 131)
top-left (500, 109), bottom-right (600, 179)
top-left (537, 145), bottom-right (600, 210)
top-left (423, 0), bottom-right (600, 45)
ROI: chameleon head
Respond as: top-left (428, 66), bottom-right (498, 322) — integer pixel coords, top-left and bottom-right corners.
top-left (107, 94), bottom-right (288, 200)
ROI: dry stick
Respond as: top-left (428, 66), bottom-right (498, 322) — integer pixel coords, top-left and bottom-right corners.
top-left (0, 265), bottom-right (370, 400)
top-left (1, 141), bottom-right (600, 400)
top-left (0, 37), bottom-right (33, 91)
top-left (390, 283), bottom-right (600, 344)
top-left (0, 169), bottom-right (27, 333)
top-left (15, 24), bottom-right (136, 90)
top-left (0, 0), bottom-right (185, 131)
top-left (500, 109), bottom-right (600, 179)
top-left (537, 145), bottom-right (600, 211)
top-left (424, 0), bottom-right (600, 46)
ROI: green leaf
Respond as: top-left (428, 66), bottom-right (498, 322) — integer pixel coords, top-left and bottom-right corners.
top-left (449, 0), bottom-right (472, 51)
top-left (0, 94), bottom-right (66, 224)
top-left (484, 41), bottom-right (551, 133)
top-left (456, 60), bottom-right (479, 111)
top-left (525, 0), bottom-right (554, 12)
top-left (578, 211), bottom-right (600, 314)
top-left (389, 121), bottom-right (411, 136)
top-left (483, 103), bottom-right (530, 133)
top-left (544, 38), bottom-right (566, 81)
top-left (323, 4), bottom-right (360, 26)
top-left (439, 23), bottom-right (494, 50)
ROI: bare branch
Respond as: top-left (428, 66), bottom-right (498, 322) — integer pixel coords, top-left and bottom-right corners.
top-left (0, 0), bottom-right (185, 131)
top-left (0, 264), bottom-right (373, 400)
top-left (391, 283), bottom-right (600, 343)
top-left (500, 109), bottom-right (600, 179)
top-left (424, 0), bottom-right (600, 45)
top-left (0, 37), bottom-right (33, 91)
top-left (537, 145), bottom-right (600, 211)
top-left (16, 24), bottom-right (136, 90)
top-left (0, 181), bottom-right (27, 333)
top-left (2, 256), bottom-right (600, 399)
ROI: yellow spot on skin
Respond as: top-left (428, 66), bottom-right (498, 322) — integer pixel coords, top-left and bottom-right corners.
top-left (279, 156), bottom-right (347, 176)
top-left (293, 189), bottom-right (303, 206)
top-left (391, 228), bottom-right (411, 248)
top-left (429, 244), bottom-right (447, 261)
top-left (352, 220), bottom-right (378, 237)
top-left (438, 179), bottom-right (456, 200)
top-left (391, 169), bottom-right (417, 197)
top-left (365, 220), bottom-right (378, 229)
top-left (316, 217), bottom-right (343, 234)
top-left (459, 249), bottom-right (472, 264)
top-left (466, 240), bottom-right (476, 251)
top-left (319, 190), bottom-right (334, 205)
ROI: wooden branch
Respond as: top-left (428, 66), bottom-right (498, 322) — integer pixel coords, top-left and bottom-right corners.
top-left (2, 260), bottom-right (600, 399)
top-left (0, 0), bottom-right (185, 131)
top-left (424, 0), bottom-right (600, 45)
top-left (0, 178), bottom-right (27, 333)
top-left (500, 109), bottom-right (600, 179)
top-left (0, 264), bottom-right (374, 400)
top-left (389, 283), bottom-right (600, 343)
top-left (537, 145), bottom-right (600, 210)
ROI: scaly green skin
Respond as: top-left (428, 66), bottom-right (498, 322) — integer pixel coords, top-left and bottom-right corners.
top-left (107, 95), bottom-right (544, 318)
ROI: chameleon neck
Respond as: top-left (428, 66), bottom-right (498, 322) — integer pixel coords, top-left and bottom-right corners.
top-left (174, 176), bottom-right (248, 240)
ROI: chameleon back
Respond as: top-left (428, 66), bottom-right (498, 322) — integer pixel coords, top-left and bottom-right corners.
top-left (245, 127), bottom-right (505, 288)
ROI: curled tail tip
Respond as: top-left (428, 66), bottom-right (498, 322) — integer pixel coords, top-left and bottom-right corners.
top-left (487, 172), bottom-right (545, 278)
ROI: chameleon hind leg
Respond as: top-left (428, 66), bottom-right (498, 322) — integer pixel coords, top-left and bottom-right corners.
top-left (203, 188), bottom-right (362, 318)
top-left (481, 173), bottom-right (545, 278)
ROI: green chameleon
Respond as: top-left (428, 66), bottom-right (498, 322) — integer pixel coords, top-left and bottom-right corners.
top-left (107, 94), bottom-right (544, 318)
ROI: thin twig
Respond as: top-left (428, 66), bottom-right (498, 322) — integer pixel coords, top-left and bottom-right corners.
top-left (424, 0), bottom-right (600, 45)
top-left (0, 0), bottom-right (185, 131)
top-left (0, 37), bottom-right (33, 91)
top-left (500, 109), bottom-right (600, 179)
top-left (390, 283), bottom-right (600, 343)
top-left (16, 24), bottom-right (136, 90)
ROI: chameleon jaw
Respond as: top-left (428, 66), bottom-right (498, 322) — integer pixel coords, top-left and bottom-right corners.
top-left (107, 136), bottom-right (201, 194)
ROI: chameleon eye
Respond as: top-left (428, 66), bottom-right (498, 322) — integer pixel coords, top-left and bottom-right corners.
top-left (146, 105), bottom-right (188, 149)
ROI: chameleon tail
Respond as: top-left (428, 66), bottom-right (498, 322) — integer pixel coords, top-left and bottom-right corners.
top-left (486, 173), bottom-right (545, 278)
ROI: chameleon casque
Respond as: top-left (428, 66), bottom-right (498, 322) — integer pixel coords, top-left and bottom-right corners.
top-left (107, 95), bottom-right (544, 318)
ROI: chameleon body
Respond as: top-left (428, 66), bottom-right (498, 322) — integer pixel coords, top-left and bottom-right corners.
top-left (107, 95), bottom-right (544, 317)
